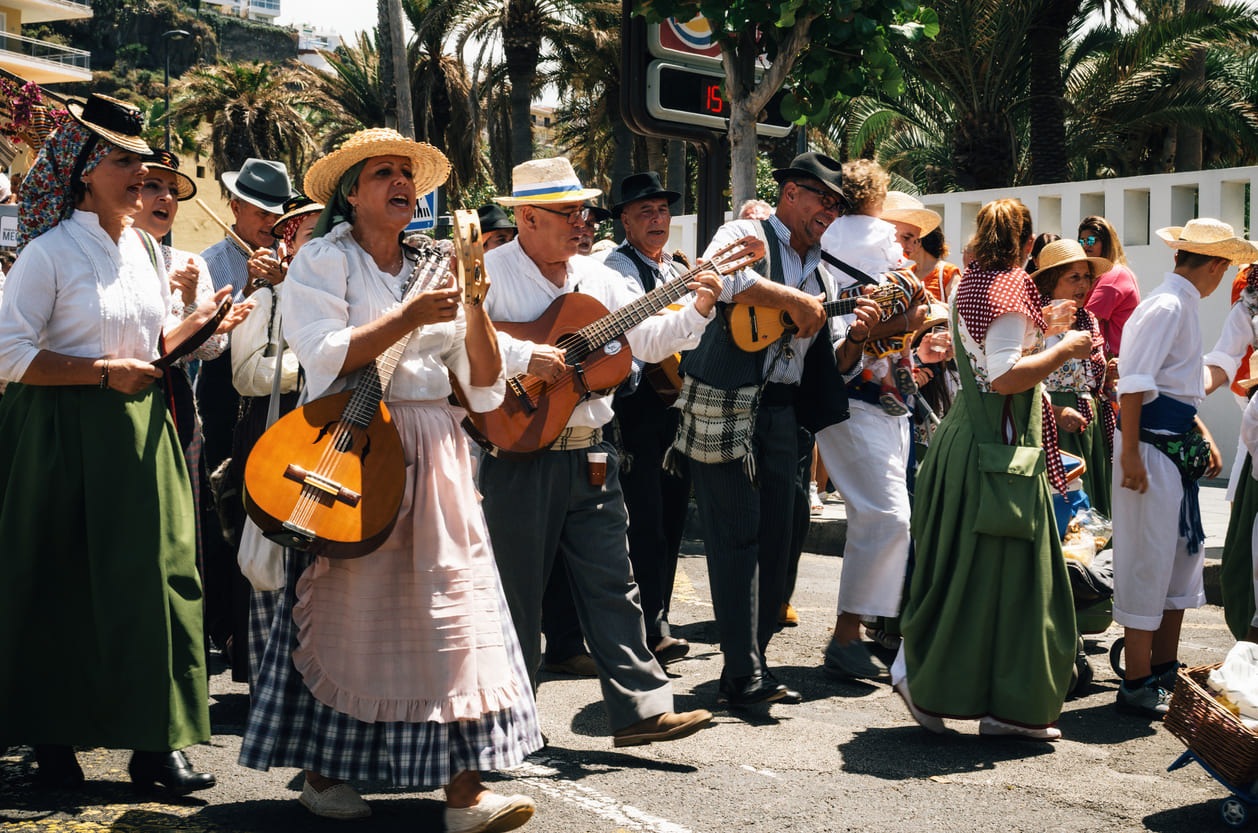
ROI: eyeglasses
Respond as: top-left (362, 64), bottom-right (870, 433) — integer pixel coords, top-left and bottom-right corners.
top-left (1078, 235), bottom-right (1099, 247)
top-left (532, 204), bottom-right (592, 225)
top-left (794, 182), bottom-right (841, 213)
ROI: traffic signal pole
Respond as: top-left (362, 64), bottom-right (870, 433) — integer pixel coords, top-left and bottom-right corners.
top-left (620, 6), bottom-right (730, 249)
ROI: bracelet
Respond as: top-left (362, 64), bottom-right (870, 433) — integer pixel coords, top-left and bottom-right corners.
top-left (182, 302), bottom-right (197, 317)
top-left (98, 359), bottom-right (110, 389)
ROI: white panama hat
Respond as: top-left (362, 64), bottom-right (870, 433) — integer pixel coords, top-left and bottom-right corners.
top-left (495, 157), bottom-right (602, 206)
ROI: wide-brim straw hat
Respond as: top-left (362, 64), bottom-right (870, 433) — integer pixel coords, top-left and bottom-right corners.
top-left (1156, 218), bottom-right (1258, 265)
top-left (67, 94), bottom-right (151, 155)
top-left (304, 128), bottom-right (451, 205)
top-left (142, 149), bottom-right (196, 201)
top-left (270, 194), bottom-right (324, 237)
top-left (495, 157), bottom-right (602, 206)
top-left (1029, 239), bottom-right (1111, 279)
top-left (881, 191), bottom-right (941, 236)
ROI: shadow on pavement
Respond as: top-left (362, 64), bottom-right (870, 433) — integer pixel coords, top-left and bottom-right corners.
top-left (1058, 696), bottom-right (1163, 744)
top-left (188, 796), bottom-right (445, 831)
top-left (528, 746), bottom-right (698, 777)
top-left (838, 725), bottom-right (1056, 779)
top-left (1144, 801), bottom-right (1219, 831)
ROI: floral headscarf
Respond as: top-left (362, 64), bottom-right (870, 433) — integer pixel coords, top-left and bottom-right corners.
top-left (17, 121), bottom-right (111, 253)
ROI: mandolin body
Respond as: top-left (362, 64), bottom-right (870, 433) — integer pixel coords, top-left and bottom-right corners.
top-left (243, 391), bottom-right (406, 558)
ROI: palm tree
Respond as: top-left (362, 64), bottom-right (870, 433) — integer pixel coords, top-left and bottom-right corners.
top-left (172, 61), bottom-right (327, 189)
top-left (303, 32), bottom-right (390, 153)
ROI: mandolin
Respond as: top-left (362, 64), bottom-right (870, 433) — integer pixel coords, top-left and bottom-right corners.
top-left (243, 234), bottom-right (459, 557)
top-left (725, 283), bottom-right (905, 352)
top-left (454, 237), bottom-right (765, 456)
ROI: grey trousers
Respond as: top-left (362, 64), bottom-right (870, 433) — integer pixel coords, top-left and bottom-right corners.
top-left (689, 402), bottom-right (800, 679)
top-left (479, 440), bottom-right (673, 731)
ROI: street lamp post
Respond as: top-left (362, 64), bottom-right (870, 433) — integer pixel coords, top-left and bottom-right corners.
top-left (162, 29), bottom-right (191, 151)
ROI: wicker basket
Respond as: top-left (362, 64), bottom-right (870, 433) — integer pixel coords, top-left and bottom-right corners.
top-left (1165, 663), bottom-right (1258, 787)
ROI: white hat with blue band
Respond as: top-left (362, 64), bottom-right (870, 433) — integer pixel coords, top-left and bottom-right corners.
top-left (494, 157), bottom-right (602, 206)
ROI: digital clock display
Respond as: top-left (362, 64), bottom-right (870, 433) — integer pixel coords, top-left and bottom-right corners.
top-left (646, 62), bottom-right (793, 138)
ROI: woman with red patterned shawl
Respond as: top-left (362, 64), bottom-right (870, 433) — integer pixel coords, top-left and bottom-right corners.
top-left (892, 199), bottom-right (1092, 740)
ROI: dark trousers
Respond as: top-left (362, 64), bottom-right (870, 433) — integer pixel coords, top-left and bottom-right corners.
top-left (617, 387), bottom-right (691, 643)
top-left (782, 428), bottom-right (815, 605)
top-left (541, 553), bottom-right (586, 663)
top-left (690, 402), bottom-right (800, 679)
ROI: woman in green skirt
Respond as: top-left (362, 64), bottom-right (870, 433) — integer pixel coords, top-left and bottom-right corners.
top-left (1031, 239), bottom-right (1116, 517)
top-left (0, 94), bottom-right (241, 792)
top-left (893, 199), bottom-right (1093, 740)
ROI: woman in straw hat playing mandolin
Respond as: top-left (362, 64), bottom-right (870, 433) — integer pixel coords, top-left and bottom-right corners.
top-left (238, 128), bottom-right (541, 832)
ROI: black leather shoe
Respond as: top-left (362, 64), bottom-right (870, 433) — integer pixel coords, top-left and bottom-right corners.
top-left (33, 744), bottom-right (84, 789)
top-left (652, 636), bottom-right (690, 665)
top-left (129, 750), bottom-right (216, 795)
top-left (765, 671), bottom-right (802, 704)
top-left (717, 673), bottom-right (789, 707)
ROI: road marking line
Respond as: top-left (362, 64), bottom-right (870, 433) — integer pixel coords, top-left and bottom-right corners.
top-left (740, 764), bottom-right (779, 778)
top-left (508, 759), bottom-right (699, 833)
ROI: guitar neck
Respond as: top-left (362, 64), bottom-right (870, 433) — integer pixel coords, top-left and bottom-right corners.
top-left (342, 248), bottom-right (448, 427)
top-left (566, 267), bottom-right (696, 363)
top-left (821, 297), bottom-right (862, 319)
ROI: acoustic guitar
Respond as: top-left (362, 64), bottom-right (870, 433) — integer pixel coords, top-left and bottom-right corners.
top-left (455, 237), bottom-right (765, 456)
top-left (244, 222), bottom-right (486, 558)
top-left (725, 283), bottom-right (905, 352)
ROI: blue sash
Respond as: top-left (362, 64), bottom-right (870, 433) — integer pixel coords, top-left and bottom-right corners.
top-left (1139, 395), bottom-right (1205, 555)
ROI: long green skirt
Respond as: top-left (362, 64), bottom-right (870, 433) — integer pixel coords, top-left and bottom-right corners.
top-left (903, 386), bottom-right (1077, 727)
top-left (0, 383), bottom-right (209, 751)
top-left (1049, 389), bottom-right (1112, 518)
top-left (1221, 453), bottom-right (1258, 641)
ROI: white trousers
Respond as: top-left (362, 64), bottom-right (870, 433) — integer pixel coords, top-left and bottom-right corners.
top-left (816, 401), bottom-right (912, 618)
top-left (1111, 428), bottom-right (1206, 631)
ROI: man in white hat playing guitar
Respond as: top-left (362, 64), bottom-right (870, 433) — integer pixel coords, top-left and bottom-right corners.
top-left (477, 157), bottom-right (721, 747)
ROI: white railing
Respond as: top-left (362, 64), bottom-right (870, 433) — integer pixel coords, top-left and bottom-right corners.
top-left (0, 30), bottom-right (89, 69)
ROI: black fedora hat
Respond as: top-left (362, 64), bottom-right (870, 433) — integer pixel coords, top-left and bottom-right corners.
top-left (477, 203), bottom-right (516, 232)
top-left (141, 149), bottom-right (197, 201)
top-left (222, 157), bottom-right (295, 213)
top-left (585, 203), bottom-right (612, 224)
top-left (612, 171), bottom-right (680, 218)
top-left (68, 94), bottom-right (151, 156)
top-left (771, 152), bottom-right (845, 199)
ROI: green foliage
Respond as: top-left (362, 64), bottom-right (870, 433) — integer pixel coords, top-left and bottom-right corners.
top-left (639, 0), bottom-right (936, 123)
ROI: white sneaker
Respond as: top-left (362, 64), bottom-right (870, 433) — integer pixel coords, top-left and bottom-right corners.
top-left (298, 780), bottom-right (372, 820)
top-left (445, 791), bottom-right (535, 833)
top-left (809, 481), bottom-right (823, 513)
top-left (893, 679), bottom-right (946, 734)
top-left (979, 716), bottom-right (1062, 741)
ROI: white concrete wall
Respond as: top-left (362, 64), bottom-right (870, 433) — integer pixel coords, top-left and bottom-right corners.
top-left (670, 165), bottom-right (1258, 465)
top-left (919, 167), bottom-right (1258, 470)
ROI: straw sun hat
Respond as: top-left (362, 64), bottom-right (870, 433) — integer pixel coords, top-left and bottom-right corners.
top-left (142, 149), bottom-right (197, 201)
top-left (1028, 239), bottom-right (1112, 279)
top-left (67, 94), bottom-right (151, 155)
top-left (1156, 218), bottom-right (1258, 265)
top-left (882, 191), bottom-right (941, 236)
top-left (303, 128), bottom-right (451, 205)
top-left (494, 157), bottom-right (602, 206)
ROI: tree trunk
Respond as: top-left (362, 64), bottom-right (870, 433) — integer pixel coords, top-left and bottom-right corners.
top-left (1175, 0), bottom-right (1209, 172)
top-left (387, 0), bottom-right (414, 139)
top-left (377, 0), bottom-right (397, 131)
top-left (504, 2), bottom-right (542, 169)
top-left (728, 99), bottom-right (759, 209)
top-left (1026, 2), bottom-right (1078, 185)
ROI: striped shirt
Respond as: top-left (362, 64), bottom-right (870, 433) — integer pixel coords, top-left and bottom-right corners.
top-left (201, 235), bottom-right (250, 296)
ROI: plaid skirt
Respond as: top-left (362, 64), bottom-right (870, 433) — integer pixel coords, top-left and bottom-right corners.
top-left (238, 549), bottom-right (542, 787)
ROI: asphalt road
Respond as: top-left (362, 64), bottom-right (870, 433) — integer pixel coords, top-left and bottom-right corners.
top-left (0, 491), bottom-right (1247, 833)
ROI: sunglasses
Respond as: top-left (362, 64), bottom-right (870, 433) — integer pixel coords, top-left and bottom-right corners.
top-left (794, 182), bottom-right (842, 213)
top-left (1078, 235), bottom-right (1100, 247)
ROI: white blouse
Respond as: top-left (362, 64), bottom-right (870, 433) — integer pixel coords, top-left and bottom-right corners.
top-left (281, 222), bottom-right (503, 413)
top-left (957, 311), bottom-right (1040, 391)
top-left (0, 210), bottom-right (169, 382)
top-left (1116, 272), bottom-right (1205, 407)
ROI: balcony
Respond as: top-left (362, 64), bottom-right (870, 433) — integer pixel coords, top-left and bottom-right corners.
top-left (0, 31), bottom-right (90, 84)
top-left (11, 0), bottom-right (93, 25)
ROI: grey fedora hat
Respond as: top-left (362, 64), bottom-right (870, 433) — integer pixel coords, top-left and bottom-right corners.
top-left (222, 158), bottom-right (295, 213)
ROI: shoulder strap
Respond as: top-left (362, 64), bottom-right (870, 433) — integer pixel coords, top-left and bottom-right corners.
top-left (751, 219), bottom-right (774, 282)
top-left (820, 250), bottom-right (878, 286)
top-left (135, 229), bottom-right (163, 280)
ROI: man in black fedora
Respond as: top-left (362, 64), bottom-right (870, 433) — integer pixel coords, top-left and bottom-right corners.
top-left (602, 171), bottom-right (692, 666)
top-left (477, 203), bottom-right (516, 252)
top-left (198, 156), bottom-right (294, 678)
top-left (671, 152), bottom-right (883, 708)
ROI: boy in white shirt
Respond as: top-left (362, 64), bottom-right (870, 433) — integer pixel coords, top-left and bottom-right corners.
top-left (1112, 219), bottom-right (1256, 718)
